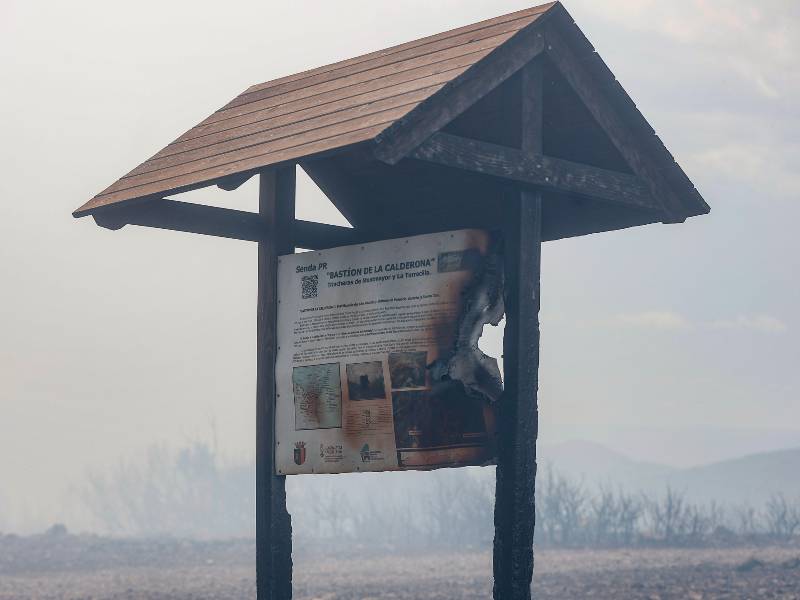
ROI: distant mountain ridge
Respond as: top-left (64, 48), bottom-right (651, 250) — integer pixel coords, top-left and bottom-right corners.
top-left (539, 440), bottom-right (800, 505)
top-left (538, 425), bottom-right (800, 468)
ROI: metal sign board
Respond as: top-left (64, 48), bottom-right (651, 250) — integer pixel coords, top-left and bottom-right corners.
top-left (275, 229), bottom-right (503, 475)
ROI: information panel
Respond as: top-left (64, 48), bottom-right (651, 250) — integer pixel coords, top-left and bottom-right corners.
top-left (275, 229), bottom-right (502, 475)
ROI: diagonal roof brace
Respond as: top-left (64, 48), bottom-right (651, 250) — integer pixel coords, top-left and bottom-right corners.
top-left (372, 19), bottom-right (548, 165)
top-left (542, 22), bottom-right (692, 222)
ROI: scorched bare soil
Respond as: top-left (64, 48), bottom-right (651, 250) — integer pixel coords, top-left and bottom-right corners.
top-left (1, 534), bottom-right (798, 599)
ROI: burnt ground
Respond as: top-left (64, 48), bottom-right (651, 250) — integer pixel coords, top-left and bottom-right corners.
top-left (1, 535), bottom-right (799, 599)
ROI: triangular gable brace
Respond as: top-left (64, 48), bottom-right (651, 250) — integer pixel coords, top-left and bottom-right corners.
top-left (373, 4), bottom-right (707, 223)
top-left (371, 16), bottom-right (546, 166)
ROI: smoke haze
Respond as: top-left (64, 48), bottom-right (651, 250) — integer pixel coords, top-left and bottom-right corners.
top-left (1, 0), bottom-right (798, 533)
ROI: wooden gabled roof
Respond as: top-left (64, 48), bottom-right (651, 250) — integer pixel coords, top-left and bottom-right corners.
top-left (75, 2), bottom-right (708, 228)
top-left (74, 3), bottom-right (556, 217)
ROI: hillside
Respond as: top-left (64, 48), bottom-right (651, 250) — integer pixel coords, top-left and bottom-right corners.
top-left (674, 447), bottom-right (800, 505)
top-left (540, 441), bottom-right (800, 506)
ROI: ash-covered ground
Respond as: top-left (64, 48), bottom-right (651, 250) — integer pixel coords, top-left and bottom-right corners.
top-left (1, 533), bottom-right (799, 599)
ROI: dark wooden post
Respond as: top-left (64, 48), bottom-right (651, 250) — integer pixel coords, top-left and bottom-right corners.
top-left (256, 166), bottom-right (295, 599)
top-left (493, 61), bottom-right (543, 600)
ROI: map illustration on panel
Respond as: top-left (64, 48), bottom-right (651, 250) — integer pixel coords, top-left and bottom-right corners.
top-left (292, 363), bottom-right (342, 430)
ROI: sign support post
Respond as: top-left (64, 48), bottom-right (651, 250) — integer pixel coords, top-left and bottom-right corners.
top-left (493, 189), bottom-right (542, 599)
top-left (493, 61), bottom-right (543, 600)
top-left (256, 167), bottom-right (295, 599)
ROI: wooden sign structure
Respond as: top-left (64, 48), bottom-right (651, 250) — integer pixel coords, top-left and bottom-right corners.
top-left (274, 229), bottom-right (505, 475)
top-left (73, 3), bottom-right (709, 599)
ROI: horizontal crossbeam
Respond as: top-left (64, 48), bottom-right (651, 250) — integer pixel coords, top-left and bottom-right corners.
top-left (92, 199), bottom-right (365, 249)
top-left (93, 199), bottom-right (266, 241)
top-left (410, 132), bottom-right (661, 213)
top-left (293, 219), bottom-right (366, 250)
top-left (91, 151), bottom-right (655, 249)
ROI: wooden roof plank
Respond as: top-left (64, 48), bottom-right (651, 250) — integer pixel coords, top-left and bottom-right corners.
top-left (226, 18), bottom-right (535, 111)
top-left (241, 3), bottom-right (555, 97)
top-left (175, 69), bottom-right (459, 146)
top-left (160, 89), bottom-right (440, 162)
top-left (199, 44), bottom-right (499, 128)
top-left (76, 124), bottom-right (390, 214)
top-left (145, 35), bottom-right (513, 161)
top-left (100, 105), bottom-right (413, 197)
top-left (127, 89), bottom-right (439, 178)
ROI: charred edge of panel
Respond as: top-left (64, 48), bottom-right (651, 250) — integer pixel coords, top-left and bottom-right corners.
top-left (429, 232), bottom-right (505, 407)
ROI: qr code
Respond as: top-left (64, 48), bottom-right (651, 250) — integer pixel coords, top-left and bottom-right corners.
top-left (301, 274), bottom-right (318, 299)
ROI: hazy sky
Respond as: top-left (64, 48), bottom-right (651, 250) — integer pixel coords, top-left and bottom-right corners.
top-left (1, 0), bottom-right (798, 530)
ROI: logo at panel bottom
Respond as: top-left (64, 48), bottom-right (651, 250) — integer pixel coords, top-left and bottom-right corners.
top-left (360, 443), bottom-right (385, 463)
top-left (294, 441), bottom-right (307, 466)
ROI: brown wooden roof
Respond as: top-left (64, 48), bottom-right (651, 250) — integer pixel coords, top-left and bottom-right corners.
top-left (74, 3), bottom-right (556, 217)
